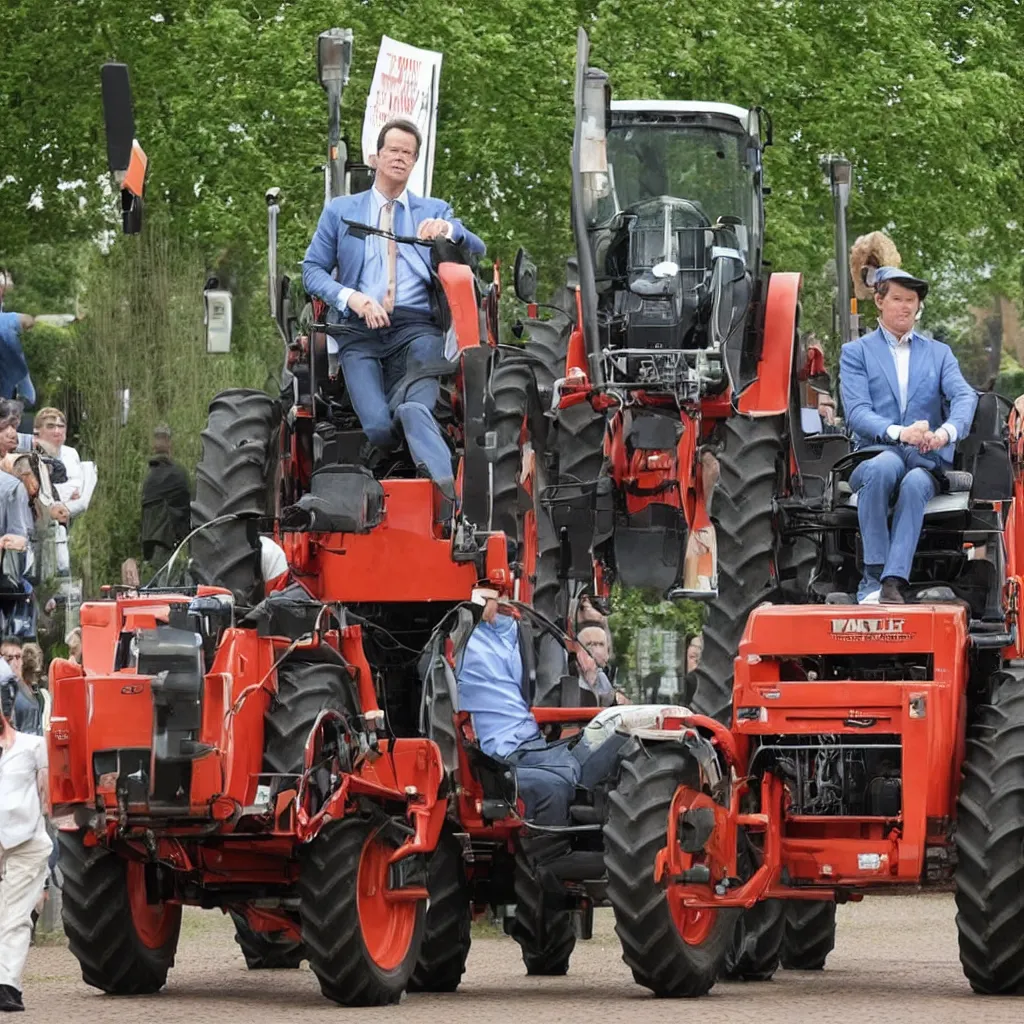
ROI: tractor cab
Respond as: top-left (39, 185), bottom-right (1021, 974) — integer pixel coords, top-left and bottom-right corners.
top-left (574, 89), bottom-right (769, 400)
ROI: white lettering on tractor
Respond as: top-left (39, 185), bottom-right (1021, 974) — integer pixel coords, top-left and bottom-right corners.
top-left (829, 617), bottom-right (907, 640)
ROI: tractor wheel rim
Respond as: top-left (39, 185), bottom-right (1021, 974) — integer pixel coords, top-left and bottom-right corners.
top-left (665, 784), bottom-right (720, 945)
top-left (126, 861), bottom-right (177, 950)
top-left (356, 833), bottom-right (416, 971)
top-left (667, 887), bottom-right (717, 944)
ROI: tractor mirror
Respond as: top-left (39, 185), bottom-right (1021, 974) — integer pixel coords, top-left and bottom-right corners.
top-left (348, 162), bottom-right (374, 194)
top-left (513, 248), bottom-right (538, 304)
top-left (101, 63), bottom-right (134, 176)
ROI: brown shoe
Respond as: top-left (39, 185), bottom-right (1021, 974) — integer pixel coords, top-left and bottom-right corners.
top-left (879, 577), bottom-right (906, 604)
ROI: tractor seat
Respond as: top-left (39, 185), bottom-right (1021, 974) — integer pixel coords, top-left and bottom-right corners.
top-left (836, 472), bottom-right (973, 516)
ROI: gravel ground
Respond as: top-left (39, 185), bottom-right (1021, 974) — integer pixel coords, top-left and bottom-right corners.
top-left (21, 894), bottom-right (1022, 1023)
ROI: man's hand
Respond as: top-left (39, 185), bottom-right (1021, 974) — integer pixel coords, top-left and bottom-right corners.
top-left (0, 534), bottom-right (27, 551)
top-left (347, 292), bottom-right (390, 329)
top-left (613, 689), bottom-right (630, 706)
top-left (50, 503), bottom-right (70, 524)
top-left (576, 647), bottom-right (599, 686)
top-left (919, 427), bottom-right (951, 453)
top-left (417, 218), bottom-right (452, 242)
top-left (817, 395), bottom-right (836, 426)
top-left (899, 420), bottom-right (930, 446)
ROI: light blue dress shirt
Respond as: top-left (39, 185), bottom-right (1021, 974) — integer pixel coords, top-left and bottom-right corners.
top-left (456, 614), bottom-right (542, 759)
top-left (338, 187), bottom-right (431, 314)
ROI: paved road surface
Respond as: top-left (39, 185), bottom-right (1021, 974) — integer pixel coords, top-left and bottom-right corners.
top-left (23, 895), bottom-right (1021, 1023)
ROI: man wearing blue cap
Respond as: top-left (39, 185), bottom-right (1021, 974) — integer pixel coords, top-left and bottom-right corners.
top-left (839, 267), bottom-right (977, 604)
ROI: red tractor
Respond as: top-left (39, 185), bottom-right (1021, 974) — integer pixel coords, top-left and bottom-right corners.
top-left (45, 31), bottom-right (722, 1006)
top-left (515, 29), bottom-right (827, 684)
top-left (576, 140), bottom-right (1024, 997)
top-left (46, 35), bottom-right (546, 1006)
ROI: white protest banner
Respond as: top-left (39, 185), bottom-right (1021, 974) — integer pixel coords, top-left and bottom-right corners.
top-left (361, 36), bottom-right (443, 197)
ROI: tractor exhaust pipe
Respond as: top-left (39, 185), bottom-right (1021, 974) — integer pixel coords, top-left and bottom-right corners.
top-left (828, 156), bottom-right (854, 344)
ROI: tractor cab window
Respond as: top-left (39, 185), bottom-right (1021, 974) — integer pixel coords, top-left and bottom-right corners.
top-left (590, 118), bottom-right (762, 266)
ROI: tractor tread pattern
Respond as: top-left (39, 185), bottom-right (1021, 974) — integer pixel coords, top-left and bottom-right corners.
top-left (508, 853), bottom-right (577, 976)
top-left (780, 901), bottom-right (837, 971)
top-left (191, 388), bottom-right (279, 605)
top-left (954, 688), bottom-right (1024, 994)
top-left (229, 910), bottom-right (304, 969)
top-left (692, 415), bottom-right (788, 723)
top-left (724, 898), bottom-right (786, 981)
top-left (407, 828), bottom-right (472, 992)
top-left (59, 830), bottom-right (180, 994)
top-left (604, 745), bottom-right (737, 997)
top-left (299, 818), bottom-right (424, 1005)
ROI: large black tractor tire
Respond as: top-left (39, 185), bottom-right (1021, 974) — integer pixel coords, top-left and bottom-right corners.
top-left (723, 899), bottom-right (786, 981)
top-left (508, 852), bottom-right (577, 976)
top-left (954, 686), bottom-right (1024, 994)
top-left (521, 318), bottom-right (606, 627)
top-left (59, 830), bottom-right (182, 994)
top-left (605, 744), bottom-right (738, 997)
top-left (692, 415), bottom-right (790, 724)
top-left (487, 357), bottom-right (536, 544)
top-left (264, 658), bottom-right (358, 800)
top-left (191, 388), bottom-right (280, 605)
top-left (780, 901), bottom-right (837, 972)
top-left (229, 910), bottom-right (304, 969)
top-left (407, 827), bottom-right (472, 992)
top-left (299, 817), bottom-right (426, 1006)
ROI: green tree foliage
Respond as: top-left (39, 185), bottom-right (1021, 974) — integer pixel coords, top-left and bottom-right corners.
top-left (60, 228), bottom-right (277, 591)
top-left (3, 0), bottom-right (1023, 607)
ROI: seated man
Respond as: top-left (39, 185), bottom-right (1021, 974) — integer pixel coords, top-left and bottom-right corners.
top-left (302, 118), bottom-right (485, 500)
top-left (840, 266), bottom-right (977, 604)
top-left (456, 600), bottom-right (623, 827)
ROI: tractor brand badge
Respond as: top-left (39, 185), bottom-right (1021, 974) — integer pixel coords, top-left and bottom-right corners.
top-left (830, 617), bottom-right (908, 642)
top-left (121, 684), bottom-right (144, 695)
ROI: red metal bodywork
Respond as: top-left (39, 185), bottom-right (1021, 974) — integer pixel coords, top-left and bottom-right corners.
top-left (558, 272), bottom-right (802, 597)
top-left (658, 603), bottom-right (974, 910)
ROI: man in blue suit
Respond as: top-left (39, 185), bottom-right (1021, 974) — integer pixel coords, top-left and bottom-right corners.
top-left (840, 267), bottom-right (977, 604)
top-left (302, 118), bottom-right (486, 499)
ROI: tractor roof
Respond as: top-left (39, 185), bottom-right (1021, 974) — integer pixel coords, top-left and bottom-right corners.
top-left (611, 100), bottom-right (757, 134)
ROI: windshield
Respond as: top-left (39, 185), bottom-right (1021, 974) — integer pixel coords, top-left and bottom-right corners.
top-left (589, 119), bottom-right (761, 262)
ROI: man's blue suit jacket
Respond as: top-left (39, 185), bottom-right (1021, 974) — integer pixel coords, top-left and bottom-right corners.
top-left (839, 327), bottom-right (978, 466)
top-left (301, 189), bottom-right (485, 312)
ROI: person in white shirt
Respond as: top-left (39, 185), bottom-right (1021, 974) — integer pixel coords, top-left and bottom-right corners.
top-left (33, 407), bottom-right (95, 575)
top-left (0, 682), bottom-right (51, 1012)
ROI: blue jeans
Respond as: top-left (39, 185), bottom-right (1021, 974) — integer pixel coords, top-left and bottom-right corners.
top-left (850, 446), bottom-right (939, 595)
top-left (506, 733), bottom-right (628, 826)
top-left (334, 308), bottom-right (453, 486)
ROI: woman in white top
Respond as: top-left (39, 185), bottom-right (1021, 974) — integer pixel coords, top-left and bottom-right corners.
top-left (0, 684), bottom-right (50, 1012)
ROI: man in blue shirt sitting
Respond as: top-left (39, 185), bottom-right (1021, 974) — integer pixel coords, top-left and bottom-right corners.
top-left (302, 118), bottom-right (486, 500)
top-left (456, 600), bottom-right (624, 827)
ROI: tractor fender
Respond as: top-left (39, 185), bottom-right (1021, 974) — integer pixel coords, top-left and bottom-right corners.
top-left (737, 272), bottom-right (802, 417)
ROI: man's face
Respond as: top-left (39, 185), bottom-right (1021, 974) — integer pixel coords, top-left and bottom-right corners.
top-left (1, 644), bottom-right (23, 681)
top-left (875, 282), bottom-right (922, 336)
top-left (580, 629), bottom-right (609, 668)
top-left (376, 129), bottom-right (418, 188)
top-left (686, 637), bottom-right (704, 673)
top-left (0, 422), bottom-right (17, 455)
top-left (38, 415), bottom-right (67, 449)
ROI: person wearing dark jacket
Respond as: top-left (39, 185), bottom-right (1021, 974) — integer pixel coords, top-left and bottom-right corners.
top-left (140, 426), bottom-right (191, 570)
